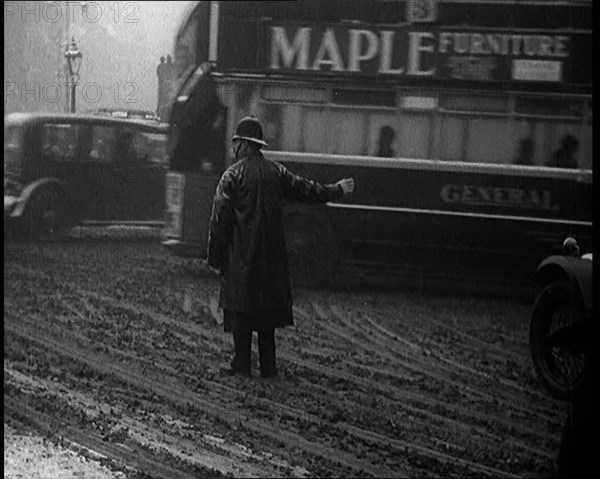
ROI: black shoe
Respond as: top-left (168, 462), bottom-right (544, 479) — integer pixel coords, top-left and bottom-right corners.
top-left (260, 369), bottom-right (278, 378)
top-left (220, 366), bottom-right (251, 377)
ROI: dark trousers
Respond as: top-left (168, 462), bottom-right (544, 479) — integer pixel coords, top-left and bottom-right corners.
top-left (232, 328), bottom-right (277, 377)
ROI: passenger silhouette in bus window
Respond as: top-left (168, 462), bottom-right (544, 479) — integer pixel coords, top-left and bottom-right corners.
top-left (514, 138), bottom-right (534, 166)
top-left (546, 134), bottom-right (579, 169)
top-left (376, 125), bottom-right (395, 158)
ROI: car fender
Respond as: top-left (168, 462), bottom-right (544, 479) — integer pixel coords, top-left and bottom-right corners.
top-left (10, 178), bottom-right (66, 218)
top-left (535, 255), bottom-right (593, 317)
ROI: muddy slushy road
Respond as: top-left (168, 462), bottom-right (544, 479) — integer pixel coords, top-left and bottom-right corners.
top-left (4, 230), bottom-right (565, 478)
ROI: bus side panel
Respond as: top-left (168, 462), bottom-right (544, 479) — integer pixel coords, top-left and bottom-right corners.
top-left (279, 160), bottom-right (592, 272)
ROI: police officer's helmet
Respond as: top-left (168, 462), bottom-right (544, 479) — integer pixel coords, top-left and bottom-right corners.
top-left (232, 116), bottom-right (268, 147)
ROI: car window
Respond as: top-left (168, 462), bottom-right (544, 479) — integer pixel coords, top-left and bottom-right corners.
top-left (129, 131), bottom-right (168, 167)
top-left (4, 125), bottom-right (21, 149)
top-left (41, 123), bottom-right (80, 161)
top-left (88, 125), bottom-right (117, 164)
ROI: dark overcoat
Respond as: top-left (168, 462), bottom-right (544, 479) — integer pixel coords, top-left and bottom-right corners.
top-left (207, 150), bottom-right (343, 328)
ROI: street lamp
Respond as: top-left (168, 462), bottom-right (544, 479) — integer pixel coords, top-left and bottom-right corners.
top-left (64, 36), bottom-right (83, 113)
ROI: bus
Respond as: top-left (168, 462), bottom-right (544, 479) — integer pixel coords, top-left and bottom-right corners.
top-left (161, 0), bottom-right (592, 287)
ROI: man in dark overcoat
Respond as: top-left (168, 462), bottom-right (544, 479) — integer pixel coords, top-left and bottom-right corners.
top-left (207, 116), bottom-right (354, 378)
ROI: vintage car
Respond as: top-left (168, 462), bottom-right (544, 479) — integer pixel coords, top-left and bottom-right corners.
top-left (4, 113), bottom-right (168, 239)
top-left (529, 237), bottom-right (592, 401)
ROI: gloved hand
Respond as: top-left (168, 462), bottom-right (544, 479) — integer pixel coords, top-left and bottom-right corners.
top-left (336, 178), bottom-right (355, 195)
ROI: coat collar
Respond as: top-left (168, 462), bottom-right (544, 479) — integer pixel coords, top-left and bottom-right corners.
top-left (237, 149), bottom-right (264, 163)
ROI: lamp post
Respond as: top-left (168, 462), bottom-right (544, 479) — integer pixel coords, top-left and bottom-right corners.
top-left (64, 36), bottom-right (83, 113)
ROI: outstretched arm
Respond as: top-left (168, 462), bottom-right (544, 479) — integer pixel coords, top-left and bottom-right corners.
top-left (279, 163), bottom-right (354, 203)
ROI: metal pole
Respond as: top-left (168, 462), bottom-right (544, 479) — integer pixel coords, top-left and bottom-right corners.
top-left (65, 2), bottom-right (72, 112)
top-left (70, 82), bottom-right (76, 113)
top-left (65, 68), bottom-right (71, 113)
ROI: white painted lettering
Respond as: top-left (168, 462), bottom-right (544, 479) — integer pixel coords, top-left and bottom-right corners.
top-left (523, 37), bottom-right (538, 56)
top-left (454, 33), bottom-right (469, 54)
top-left (408, 32), bottom-right (435, 76)
top-left (312, 28), bottom-right (345, 71)
top-left (470, 34), bottom-right (488, 54)
top-left (486, 34), bottom-right (501, 55)
top-left (440, 184), bottom-right (461, 203)
top-left (554, 36), bottom-right (568, 57)
top-left (509, 189), bottom-right (525, 204)
top-left (348, 29), bottom-right (379, 72)
top-left (537, 36), bottom-right (554, 56)
top-left (511, 35), bottom-right (523, 55)
top-left (270, 26), bottom-right (311, 70)
top-left (379, 31), bottom-right (405, 74)
top-left (438, 32), bottom-right (452, 53)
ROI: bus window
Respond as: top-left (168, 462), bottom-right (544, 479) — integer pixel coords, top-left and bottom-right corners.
top-left (280, 105), bottom-right (302, 152)
top-left (438, 115), bottom-right (466, 162)
top-left (514, 96), bottom-right (589, 170)
top-left (368, 112), bottom-right (431, 160)
top-left (261, 103), bottom-right (283, 150)
top-left (302, 106), bottom-right (329, 154)
top-left (513, 119), bottom-right (537, 165)
top-left (328, 109), bottom-right (364, 155)
top-left (467, 117), bottom-right (513, 164)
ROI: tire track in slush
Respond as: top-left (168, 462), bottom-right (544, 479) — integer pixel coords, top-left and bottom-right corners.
top-left (293, 376), bottom-right (555, 462)
top-left (307, 300), bottom-right (558, 425)
top-left (4, 365), bottom-right (309, 479)
top-left (363, 304), bottom-right (532, 388)
top-left (290, 305), bottom-right (560, 444)
top-left (153, 302), bottom-right (559, 466)
top-left (3, 314), bottom-right (408, 478)
top-left (367, 298), bottom-right (526, 363)
top-left (5, 307), bottom-right (529, 478)
top-left (89, 313), bottom-right (554, 475)
top-left (6, 262), bottom-right (557, 473)
top-left (3, 395), bottom-right (201, 479)
top-left (324, 298), bottom-right (559, 408)
top-left (10, 290), bottom-right (555, 465)
top-left (6, 266), bottom-right (561, 449)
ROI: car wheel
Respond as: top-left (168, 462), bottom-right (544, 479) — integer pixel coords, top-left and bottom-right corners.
top-left (21, 187), bottom-right (71, 241)
top-left (284, 208), bottom-right (337, 288)
top-left (529, 280), bottom-right (590, 401)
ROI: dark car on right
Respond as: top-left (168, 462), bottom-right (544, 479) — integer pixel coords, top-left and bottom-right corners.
top-left (529, 237), bottom-right (592, 401)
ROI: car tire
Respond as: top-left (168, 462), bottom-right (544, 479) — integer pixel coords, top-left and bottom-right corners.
top-left (284, 207), bottom-right (337, 288)
top-left (529, 280), bottom-right (590, 401)
top-left (20, 186), bottom-right (72, 241)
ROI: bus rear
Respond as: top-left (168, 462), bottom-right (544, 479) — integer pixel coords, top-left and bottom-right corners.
top-left (161, 60), bottom-right (226, 258)
top-left (163, 170), bottom-right (220, 258)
